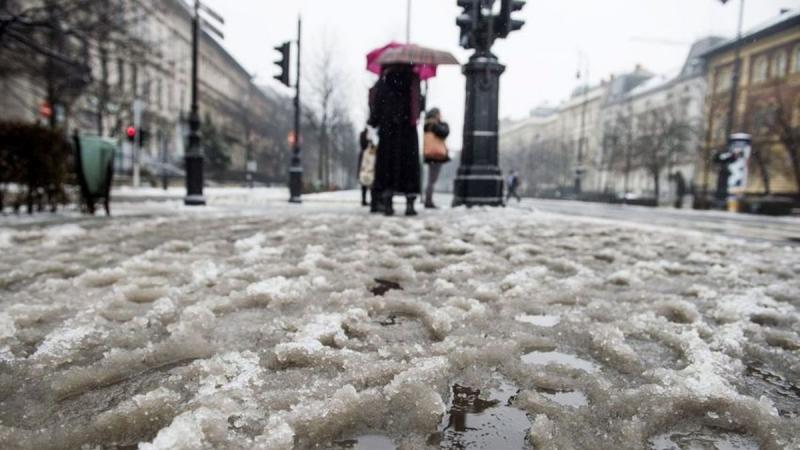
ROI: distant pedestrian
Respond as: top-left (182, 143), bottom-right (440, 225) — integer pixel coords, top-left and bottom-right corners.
top-left (506, 170), bottom-right (521, 203)
top-left (713, 148), bottom-right (737, 209)
top-left (357, 127), bottom-right (374, 207)
top-left (672, 170), bottom-right (687, 209)
top-left (368, 64), bottom-right (422, 216)
top-left (422, 107), bottom-right (450, 209)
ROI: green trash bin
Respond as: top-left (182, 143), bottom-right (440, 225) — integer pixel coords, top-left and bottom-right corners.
top-left (74, 134), bottom-right (116, 215)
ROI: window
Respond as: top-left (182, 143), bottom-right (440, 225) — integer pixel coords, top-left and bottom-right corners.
top-left (131, 65), bottom-right (138, 96)
top-left (715, 66), bottom-right (732, 93)
top-left (752, 105), bottom-right (777, 136)
top-left (117, 59), bottom-right (124, 89)
top-left (772, 51), bottom-right (787, 78)
top-left (156, 79), bottom-right (162, 110)
top-left (794, 45), bottom-right (800, 73)
top-left (167, 81), bottom-right (173, 110)
top-left (712, 111), bottom-right (728, 143)
top-left (753, 55), bottom-right (768, 83)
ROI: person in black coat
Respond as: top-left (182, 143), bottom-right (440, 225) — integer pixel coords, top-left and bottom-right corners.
top-left (368, 64), bottom-right (422, 216)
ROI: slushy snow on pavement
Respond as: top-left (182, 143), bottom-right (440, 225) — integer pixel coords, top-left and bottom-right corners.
top-left (0, 189), bottom-right (798, 449)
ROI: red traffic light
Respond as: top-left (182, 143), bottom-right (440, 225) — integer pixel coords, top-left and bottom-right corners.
top-left (126, 126), bottom-right (137, 143)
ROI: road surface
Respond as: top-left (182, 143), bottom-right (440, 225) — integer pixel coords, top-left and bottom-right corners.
top-left (515, 198), bottom-right (800, 246)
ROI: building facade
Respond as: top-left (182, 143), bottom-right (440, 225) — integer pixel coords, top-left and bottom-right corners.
top-left (499, 66), bottom-right (652, 197)
top-left (599, 38), bottom-right (723, 203)
top-left (701, 10), bottom-right (800, 197)
top-left (499, 36), bottom-right (729, 204)
top-left (0, 0), bottom-right (292, 184)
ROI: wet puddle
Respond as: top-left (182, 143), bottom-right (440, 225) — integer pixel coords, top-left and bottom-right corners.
top-left (648, 425), bottom-right (758, 450)
top-left (521, 351), bottom-right (598, 373)
top-left (378, 313), bottom-right (400, 326)
top-left (370, 279), bottom-right (403, 296)
top-left (741, 363), bottom-right (800, 418)
top-left (536, 388), bottom-right (589, 407)
top-left (369, 312), bottom-right (434, 345)
top-left (626, 336), bottom-right (686, 370)
top-left (332, 434), bottom-right (396, 449)
top-left (429, 382), bottom-right (530, 449)
top-left (515, 314), bottom-right (560, 327)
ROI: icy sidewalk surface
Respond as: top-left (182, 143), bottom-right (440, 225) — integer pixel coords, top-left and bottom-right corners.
top-left (0, 196), bottom-right (798, 449)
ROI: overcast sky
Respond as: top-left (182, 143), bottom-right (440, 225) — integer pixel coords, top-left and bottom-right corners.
top-left (201, 0), bottom-right (797, 148)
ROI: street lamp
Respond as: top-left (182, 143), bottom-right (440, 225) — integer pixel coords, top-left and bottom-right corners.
top-left (716, 0), bottom-right (746, 209)
top-left (721, 0), bottom-right (745, 139)
top-left (575, 53), bottom-right (590, 196)
top-left (452, 0), bottom-right (527, 207)
top-left (184, 0), bottom-right (224, 206)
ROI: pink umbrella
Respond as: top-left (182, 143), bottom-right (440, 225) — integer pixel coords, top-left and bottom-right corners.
top-left (366, 42), bottom-right (439, 80)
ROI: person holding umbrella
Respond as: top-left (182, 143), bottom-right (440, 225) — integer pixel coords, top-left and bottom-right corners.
top-left (365, 43), bottom-right (459, 216)
top-left (368, 64), bottom-right (422, 216)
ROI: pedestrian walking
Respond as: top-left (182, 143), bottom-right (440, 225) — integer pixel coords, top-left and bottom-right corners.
top-left (367, 64), bottom-right (422, 216)
top-left (422, 107), bottom-right (450, 209)
top-left (713, 148), bottom-right (737, 209)
top-left (506, 170), bottom-right (521, 203)
top-left (357, 128), bottom-right (374, 207)
top-left (671, 170), bottom-right (687, 209)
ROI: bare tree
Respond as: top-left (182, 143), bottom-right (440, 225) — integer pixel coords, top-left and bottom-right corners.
top-left (768, 82), bottom-right (800, 198)
top-left (744, 102), bottom-right (777, 194)
top-left (603, 109), bottom-right (638, 194)
top-left (304, 34), bottom-right (356, 189)
top-left (634, 105), bottom-right (694, 200)
top-left (1, 0), bottom-right (148, 131)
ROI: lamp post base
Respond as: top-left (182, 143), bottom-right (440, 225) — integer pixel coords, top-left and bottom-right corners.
top-left (452, 164), bottom-right (505, 207)
top-left (184, 153), bottom-right (205, 206)
top-left (452, 52), bottom-right (506, 208)
top-left (288, 155), bottom-right (303, 203)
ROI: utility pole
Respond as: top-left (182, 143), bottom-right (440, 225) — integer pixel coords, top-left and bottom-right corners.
top-left (132, 98), bottom-right (142, 187)
top-left (452, 0), bottom-right (526, 207)
top-left (283, 17), bottom-right (303, 203)
top-left (184, 0), bottom-right (224, 206)
top-left (575, 55), bottom-right (590, 195)
top-left (724, 0), bottom-right (745, 139)
top-left (406, 0), bottom-right (412, 43)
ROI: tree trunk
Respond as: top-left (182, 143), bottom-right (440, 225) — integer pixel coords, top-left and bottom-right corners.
top-left (97, 44), bottom-right (109, 135)
top-left (789, 145), bottom-right (800, 201)
top-left (653, 168), bottom-right (661, 202)
top-left (752, 147), bottom-right (771, 194)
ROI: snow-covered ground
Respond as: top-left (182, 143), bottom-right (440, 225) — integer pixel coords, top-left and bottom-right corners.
top-left (0, 190), bottom-right (798, 449)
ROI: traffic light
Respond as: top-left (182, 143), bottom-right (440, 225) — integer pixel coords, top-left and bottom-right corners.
top-left (126, 126), bottom-right (136, 143)
top-left (274, 42), bottom-right (291, 87)
top-left (456, 0), bottom-right (480, 49)
top-left (497, 0), bottom-right (526, 38)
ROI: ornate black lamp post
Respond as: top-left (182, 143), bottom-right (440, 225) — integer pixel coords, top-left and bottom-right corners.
top-left (452, 0), bottom-right (526, 207)
top-left (184, 0), bottom-right (224, 206)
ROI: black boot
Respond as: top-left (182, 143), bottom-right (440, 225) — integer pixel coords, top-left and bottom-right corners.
top-left (405, 196), bottom-right (418, 216)
top-left (383, 191), bottom-right (394, 216)
top-left (370, 189), bottom-right (384, 213)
